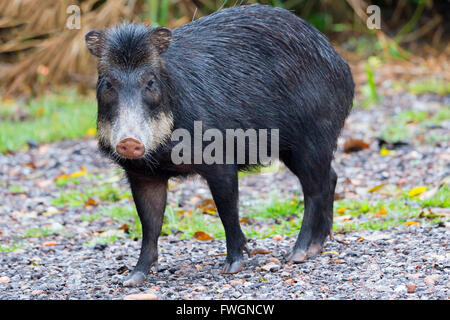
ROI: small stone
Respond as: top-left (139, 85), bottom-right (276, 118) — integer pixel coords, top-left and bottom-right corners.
top-left (424, 274), bottom-right (440, 286)
top-left (123, 293), bottom-right (158, 300)
top-left (284, 279), bottom-right (295, 286)
top-left (0, 276), bottom-right (10, 283)
top-left (407, 283), bottom-right (417, 293)
top-left (394, 284), bottom-right (406, 293)
top-left (31, 290), bottom-right (44, 295)
top-left (194, 286), bottom-right (207, 291)
top-left (261, 262), bottom-right (280, 272)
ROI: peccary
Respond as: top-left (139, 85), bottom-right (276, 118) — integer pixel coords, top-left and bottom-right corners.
top-left (85, 4), bottom-right (354, 286)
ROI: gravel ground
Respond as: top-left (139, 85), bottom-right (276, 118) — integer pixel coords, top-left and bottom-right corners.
top-left (0, 93), bottom-right (449, 299)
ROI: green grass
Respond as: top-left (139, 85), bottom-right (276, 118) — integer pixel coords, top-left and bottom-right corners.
top-left (20, 226), bottom-right (54, 238)
top-left (74, 182), bottom-right (449, 246)
top-left (52, 181), bottom-right (131, 207)
top-left (421, 185), bottom-right (450, 208)
top-left (380, 105), bottom-right (450, 143)
top-left (406, 78), bottom-right (450, 95)
top-left (0, 90), bottom-right (96, 153)
top-left (0, 242), bottom-right (25, 252)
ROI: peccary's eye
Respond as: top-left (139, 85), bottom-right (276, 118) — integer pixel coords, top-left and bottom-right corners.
top-left (104, 81), bottom-right (112, 90)
top-left (146, 79), bottom-right (154, 90)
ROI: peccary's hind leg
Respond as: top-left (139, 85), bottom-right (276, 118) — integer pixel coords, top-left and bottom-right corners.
top-left (122, 173), bottom-right (168, 287)
top-left (282, 149), bottom-right (336, 263)
top-left (199, 165), bottom-right (249, 274)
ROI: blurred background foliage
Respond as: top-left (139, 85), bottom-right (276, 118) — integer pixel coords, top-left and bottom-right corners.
top-left (0, 0), bottom-right (448, 97)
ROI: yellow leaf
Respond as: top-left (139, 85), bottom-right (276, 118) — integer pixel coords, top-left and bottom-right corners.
top-left (69, 166), bottom-right (87, 178)
top-left (42, 241), bottom-right (57, 247)
top-left (322, 251), bottom-right (339, 255)
top-left (376, 207), bottom-right (388, 216)
top-left (380, 147), bottom-right (390, 156)
top-left (86, 128), bottom-right (97, 136)
top-left (405, 221), bottom-right (420, 226)
top-left (408, 186), bottom-right (427, 197)
top-left (369, 184), bottom-right (386, 192)
top-left (55, 173), bottom-right (68, 181)
top-left (36, 107), bottom-right (45, 116)
top-left (337, 207), bottom-right (346, 214)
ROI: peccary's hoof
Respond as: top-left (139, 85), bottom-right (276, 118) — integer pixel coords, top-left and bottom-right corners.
top-left (306, 244), bottom-right (323, 257)
top-left (123, 271), bottom-right (146, 287)
top-left (286, 250), bottom-right (307, 264)
top-left (221, 260), bottom-right (244, 274)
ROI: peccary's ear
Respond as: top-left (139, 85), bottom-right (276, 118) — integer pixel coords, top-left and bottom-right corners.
top-left (85, 30), bottom-right (105, 57)
top-left (150, 27), bottom-right (172, 54)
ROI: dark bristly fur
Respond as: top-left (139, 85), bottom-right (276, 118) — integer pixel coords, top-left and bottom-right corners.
top-left (86, 4), bottom-right (354, 286)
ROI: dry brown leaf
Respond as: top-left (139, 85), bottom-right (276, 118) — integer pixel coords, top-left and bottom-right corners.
top-left (42, 241), bottom-right (57, 247)
top-left (343, 139), bottom-right (370, 153)
top-left (84, 197), bottom-right (98, 207)
top-left (193, 231), bottom-right (213, 241)
top-left (249, 248), bottom-right (272, 256)
top-left (196, 198), bottom-right (217, 215)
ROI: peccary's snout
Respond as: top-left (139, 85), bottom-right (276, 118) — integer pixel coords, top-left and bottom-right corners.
top-left (116, 137), bottom-right (145, 159)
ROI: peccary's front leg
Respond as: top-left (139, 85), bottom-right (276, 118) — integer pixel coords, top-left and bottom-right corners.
top-left (199, 166), bottom-right (248, 274)
top-left (122, 172), bottom-right (168, 287)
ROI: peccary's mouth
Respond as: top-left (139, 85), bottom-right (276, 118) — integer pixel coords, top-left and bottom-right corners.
top-left (97, 109), bottom-right (174, 161)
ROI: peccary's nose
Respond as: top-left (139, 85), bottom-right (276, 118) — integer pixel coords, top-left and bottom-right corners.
top-left (116, 138), bottom-right (145, 159)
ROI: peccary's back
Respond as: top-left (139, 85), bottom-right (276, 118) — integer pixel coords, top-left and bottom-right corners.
top-left (164, 5), bottom-right (354, 139)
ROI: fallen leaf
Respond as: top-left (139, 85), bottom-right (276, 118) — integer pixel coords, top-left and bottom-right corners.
top-left (272, 235), bottom-right (283, 241)
top-left (343, 139), bottom-right (370, 153)
top-left (380, 147), bottom-right (390, 156)
top-left (249, 248), bottom-right (272, 256)
top-left (369, 183), bottom-right (401, 196)
top-left (369, 184), bottom-right (386, 192)
top-left (404, 221), bottom-right (420, 226)
top-left (334, 214), bottom-right (353, 221)
top-left (69, 166), bottom-right (87, 178)
top-left (55, 173), bottom-right (68, 181)
top-left (321, 251), bottom-right (339, 255)
top-left (42, 241), bottom-right (57, 246)
top-left (408, 186), bottom-right (427, 197)
top-left (376, 207), bottom-right (388, 216)
top-left (239, 217), bottom-right (250, 224)
top-left (337, 207), bottom-right (347, 214)
top-left (193, 231), bottom-right (213, 241)
top-left (196, 199), bottom-right (217, 215)
top-left (86, 128), bottom-right (97, 136)
top-left (84, 198), bottom-right (98, 207)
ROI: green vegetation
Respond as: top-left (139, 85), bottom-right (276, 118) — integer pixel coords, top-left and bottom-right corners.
top-left (75, 183), bottom-right (448, 244)
top-left (52, 177), bottom-right (131, 208)
top-left (380, 105), bottom-right (450, 143)
top-left (0, 242), bottom-right (25, 253)
top-left (395, 78), bottom-right (450, 95)
top-left (360, 56), bottom-right (382, 108)
top-left (0, 90), bottom-right (96, 153)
